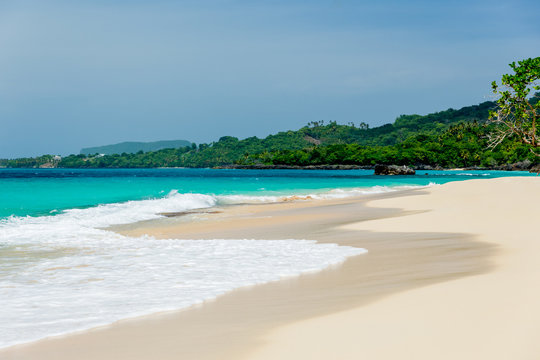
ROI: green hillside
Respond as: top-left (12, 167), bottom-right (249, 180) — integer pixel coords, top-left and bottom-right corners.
top-left (80, 140), bottom-right (192, 155)
top-left (146, 100), bottom-right (497, 168)
top-left (3, 97), bottom-right (537, 169)
top-left (56, 100), bottom-right (506, 168)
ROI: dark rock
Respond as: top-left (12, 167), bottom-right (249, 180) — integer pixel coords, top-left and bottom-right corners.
top-left (492, 160), bottom-right (534, 171)
top-left (374, 164), bottom-right (416, 175)
top-left (511, 160), bottom-right (532, 170)
top-left (529, 164), bottom-right (540, 174)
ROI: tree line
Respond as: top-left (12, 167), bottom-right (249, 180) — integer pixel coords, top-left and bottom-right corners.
top-left (1, 93), bottom-right (538, 170)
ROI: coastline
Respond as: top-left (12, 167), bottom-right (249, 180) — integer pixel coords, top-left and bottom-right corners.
top-left (1, 180), bottom-right (505, 360)
top-left (1, 164), bottom-right (539, 172)
top-left (215, 163), bottom-right (539, 172)
top-left (248, 177), bottom-right (540, 359)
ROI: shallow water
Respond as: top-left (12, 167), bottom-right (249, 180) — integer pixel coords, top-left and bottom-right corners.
top-left (0, 168), bottom-right (533, 348)
top-left (1, 168), bottom-right (533, 218)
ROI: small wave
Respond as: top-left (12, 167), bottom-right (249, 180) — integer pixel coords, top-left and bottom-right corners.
top-left (0, 188), bottom-right (368, 349)
top-left (1, 183), bottom-right (436, 233)
top-left (0, 235), bottom-right (364, 349)
top-left (216, 183), bottom-right (436, 205)
top-left (0, 182), bottom-right (429, 347)
top-left (2, 192), bottom-right (216, 230)
top-left (309, 183), bottom-right (436, 200)
top-left (456, 173), bottom-right (491, 176)
top-left (216, 194), bottom-right (282, 204)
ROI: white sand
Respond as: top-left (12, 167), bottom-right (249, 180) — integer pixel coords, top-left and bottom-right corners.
top-left (3, 177), bottom-right (537, 360)
top-left (247, 177), bottom-right (540, 360)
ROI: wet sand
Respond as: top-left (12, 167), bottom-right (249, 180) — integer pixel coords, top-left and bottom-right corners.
top-left (1, 184), bottom-right (500, 360)
top-left (249, 177), bottom-right (540, 359)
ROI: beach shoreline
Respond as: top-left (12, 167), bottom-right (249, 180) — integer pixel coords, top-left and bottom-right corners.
top-left (2, 177), bottom-right (537, 359)
top-left (4, 177), bottom-right (540, 360)
top-left (248, 177), bottom-right (540, 359)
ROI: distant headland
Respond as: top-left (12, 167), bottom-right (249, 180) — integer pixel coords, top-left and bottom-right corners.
top-left (80, 140), bottom-right (192, 156)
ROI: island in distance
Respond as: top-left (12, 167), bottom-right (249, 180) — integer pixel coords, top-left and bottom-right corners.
top-left (80, 140), bottom-right (192, 155)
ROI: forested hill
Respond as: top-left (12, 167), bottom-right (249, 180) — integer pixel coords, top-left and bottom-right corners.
top-left (80, 140), bottom-right (192, 155)
top-left (291, 100), bottom-right (495, 147)
top-left (1, 99), bottom-right (537, 169)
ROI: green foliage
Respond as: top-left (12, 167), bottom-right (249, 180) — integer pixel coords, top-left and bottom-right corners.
top-left (0, 155), bottom-right (60, 168)
top-left (59, 147), bottom-right (194, 168)
top-left (242, 122), bottom-right (535, 168)
top-left (2, 98), bottom-right (534, 169)
top-left (490, 57), bottom-right (540, 155)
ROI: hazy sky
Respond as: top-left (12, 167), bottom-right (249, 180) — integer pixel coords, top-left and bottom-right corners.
top-left (0, 0), bottom-right (539, 158)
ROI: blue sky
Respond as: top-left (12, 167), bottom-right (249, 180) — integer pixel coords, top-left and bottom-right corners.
top-left (0, 0), bottom-right (539, 158)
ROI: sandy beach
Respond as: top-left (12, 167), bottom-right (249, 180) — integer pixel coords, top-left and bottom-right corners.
top-left (2, 177), bottom-right (538, 359)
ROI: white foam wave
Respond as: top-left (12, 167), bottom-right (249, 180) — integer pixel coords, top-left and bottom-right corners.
top-left (456, 173), bottom-right (491, 176)
top-left (0, 183), bottom-right (434, 246)
top-left (217, 194), bottom-right (282, 204)
top-left (0, 182), bottom-right (436, 348)
top-left (0, 189), bottom-right (366, 349)
top-left (1, 192), bottom-right (217, 244)
top-left (216, 184), bottom-right (435, 204)
top-left (0, 233), bottom-right (364, 349)
top-left (309, 183), bottom-right (436, 200)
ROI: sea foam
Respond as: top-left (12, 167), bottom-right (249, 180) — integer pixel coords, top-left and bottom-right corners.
top-left (0, 190), bottom-right (366, 349)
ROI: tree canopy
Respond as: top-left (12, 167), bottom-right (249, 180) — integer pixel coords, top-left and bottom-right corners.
top-left (489, 57), bottom-right (540, 156)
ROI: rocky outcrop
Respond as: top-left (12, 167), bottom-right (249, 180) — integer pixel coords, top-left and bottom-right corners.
top-left (495, 160), bottom-right (533, 171)
top-left (374, 164), bottom-right (416, 175)
top-left (529, 164), bottom-right (540, 174)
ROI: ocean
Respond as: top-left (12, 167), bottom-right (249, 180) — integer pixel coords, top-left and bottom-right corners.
top-left (0, 168), bottom-right (534, 348)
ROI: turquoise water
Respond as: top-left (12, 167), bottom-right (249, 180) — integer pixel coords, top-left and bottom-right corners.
top-left (0, 167), bottom-right (535, 349)
top-left (0, 168), bottom-right (535, 219)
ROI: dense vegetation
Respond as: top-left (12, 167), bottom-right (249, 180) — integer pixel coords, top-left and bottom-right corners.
top-left (0, 155), bottom-right (62, 169)
top-left (241, 122), bottom-right (536, 168)
top-left (1, 97), bottom-right (538, 169)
